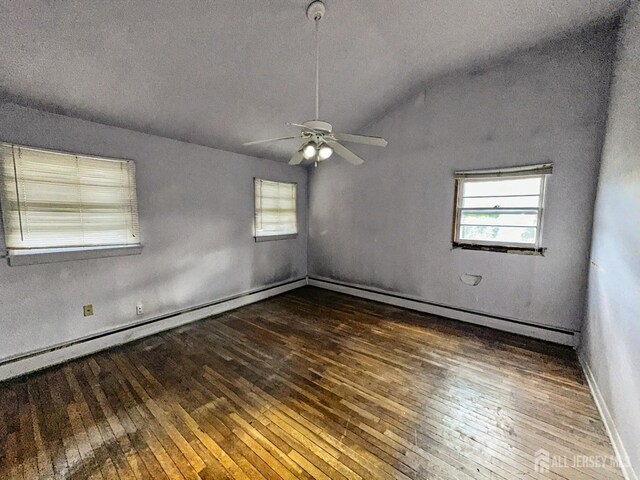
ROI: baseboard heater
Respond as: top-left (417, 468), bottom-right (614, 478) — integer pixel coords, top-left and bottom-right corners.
top-left (0, 278), bottom-right (307, 382)
top-left (307, 276), bottom-right (577, 347)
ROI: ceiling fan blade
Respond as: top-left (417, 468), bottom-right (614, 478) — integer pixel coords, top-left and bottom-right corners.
top-left (288, 150), bottom-right (305, 165)
top-left (333, 133), bottom-right (388, 147)
top-left (243, 135), bottom-right (298, 146)
top-left (326, 141), bottom-right (364, 165)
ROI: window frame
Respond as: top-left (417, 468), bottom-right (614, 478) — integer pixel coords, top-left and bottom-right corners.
top-left (253, 177), bottom-right (298, 241)
top-left (0, 141), bottom-right (142, 265)
top-left (452, 169), bottom-right (550, 253)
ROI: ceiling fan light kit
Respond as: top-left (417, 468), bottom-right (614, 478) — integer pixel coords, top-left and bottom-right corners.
top-left (303, 142), bottom-right (318, 159)
top-left (243, 1), bottom-right (388, 166)
top-left (318, 144), bottom-right (333, 160)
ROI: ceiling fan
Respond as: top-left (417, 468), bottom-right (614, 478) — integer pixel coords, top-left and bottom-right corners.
top-left (243, 1), bottom-right (388, 166)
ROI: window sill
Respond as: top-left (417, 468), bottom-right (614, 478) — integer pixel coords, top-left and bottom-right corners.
top-left (254, 234), bottom-right (298, 243)
top-left (452, 242), bottom-right (546, 256)
top-left (6, 245), bottom-right (142, 266)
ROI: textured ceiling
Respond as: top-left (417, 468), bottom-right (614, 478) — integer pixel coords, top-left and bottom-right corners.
top-left (0, 0), bottom-right (626, 162)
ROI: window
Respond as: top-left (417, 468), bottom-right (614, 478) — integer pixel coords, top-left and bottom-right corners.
top-left (1, 143), bottom-right (140, 258)
top-left (453, 164), bottom-right (551, 252)
top-left (254, 178), bottom-right (297, 240)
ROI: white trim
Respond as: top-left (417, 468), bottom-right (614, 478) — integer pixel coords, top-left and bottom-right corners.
top-left (254, 234), bottom-right (298, 242)
top-left (7, 244), bottom-right (142, 266)
top-left (0, 140), bottom-right (135, 163)
top-left (253, 177), bottom-right (298, 238)
top-left (578, 354), bottom-right (638, 480)
top-left (307, 276), bottom-right (576, 346)
top-left (0, 278), bottom-right (306, 382)
top-left (454, 162), bottom-right (553, 178)
top-left (453, 174), bottom-right (548, 250)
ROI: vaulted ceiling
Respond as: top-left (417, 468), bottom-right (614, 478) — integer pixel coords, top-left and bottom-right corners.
top-left (0, 0), bottom-right (626, 162)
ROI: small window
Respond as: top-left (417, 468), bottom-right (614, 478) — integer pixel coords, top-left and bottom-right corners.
top-left (0, 143), bottom-right (140, 255)
top-left (453, 164), bottom-right (551, 252)
top-left (254, 178), bottom-right (297, 240)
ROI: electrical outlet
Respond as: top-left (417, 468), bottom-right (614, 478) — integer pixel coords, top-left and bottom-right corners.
top-left (136, 303), bottom-right (143, 316)
top-left (83, 304), bottom-right (94, 316)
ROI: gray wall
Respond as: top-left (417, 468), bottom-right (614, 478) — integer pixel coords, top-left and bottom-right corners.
top-left (582, 3), bottom-right (640, 475)
top-left (0, 103), bottom-right (307, 361)
top-left (308, 26), bottom-right (616, 332)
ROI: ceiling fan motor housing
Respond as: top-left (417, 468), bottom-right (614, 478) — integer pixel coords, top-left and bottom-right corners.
top-left (303, 120), bottom-right (332, 133)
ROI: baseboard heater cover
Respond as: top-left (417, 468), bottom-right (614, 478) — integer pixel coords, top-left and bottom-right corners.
top-left (307, 276), bottom-right (577, 346)
top-left (0, 278), bottom-right (307, 382)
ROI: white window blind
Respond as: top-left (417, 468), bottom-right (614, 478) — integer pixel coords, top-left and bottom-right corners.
top-left (254, 178), bottom-right (297, 237)
top-left (453, 164), bottom-right (551, 250)
top-left (0, 143), bottom-right (140, 251)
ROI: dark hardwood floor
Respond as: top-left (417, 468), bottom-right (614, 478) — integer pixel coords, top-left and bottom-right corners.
top-left (0, 287), bottom-right (623, 479)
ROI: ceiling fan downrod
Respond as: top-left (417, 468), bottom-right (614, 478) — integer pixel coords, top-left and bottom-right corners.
top-left (307, 1), bottom-right (326, 121)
